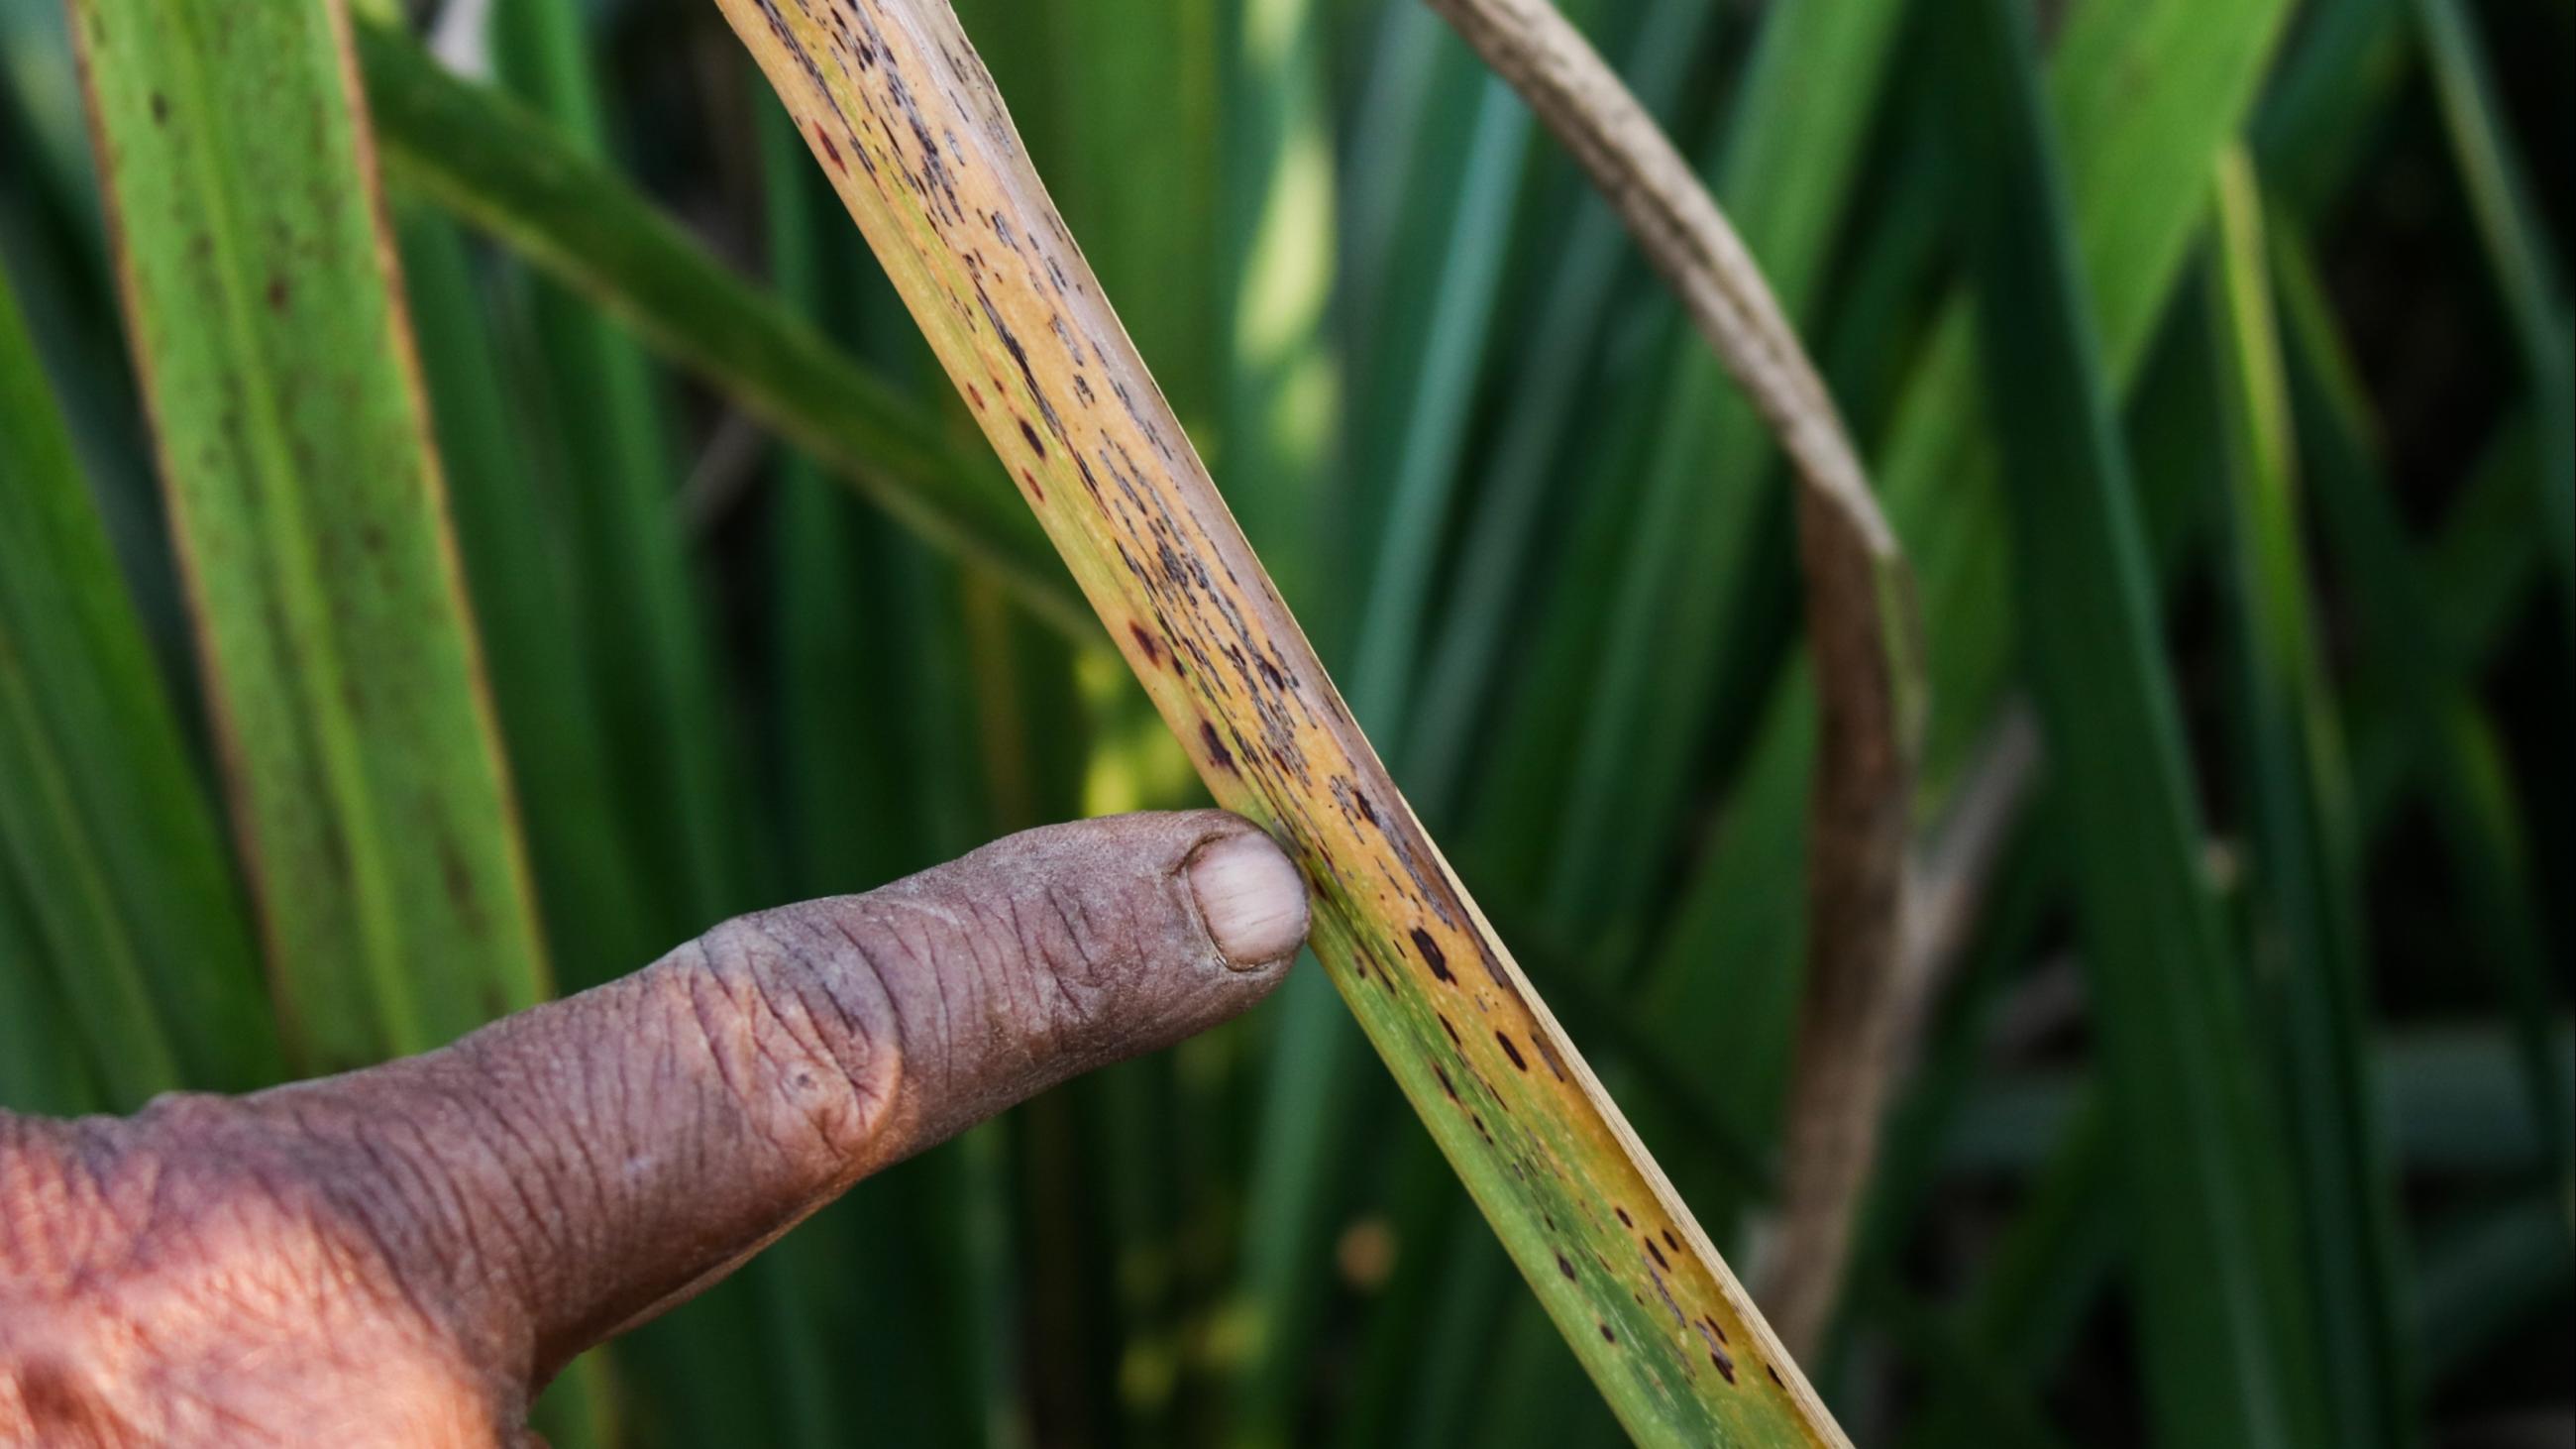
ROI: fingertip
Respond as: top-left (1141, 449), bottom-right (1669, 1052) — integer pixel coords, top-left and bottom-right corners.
top-left (1185, 827), bottom-right (1309, 970)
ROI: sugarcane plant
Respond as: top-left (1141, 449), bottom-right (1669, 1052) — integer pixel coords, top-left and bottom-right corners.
top-left (2, 0), bottom-right (2566, 1441)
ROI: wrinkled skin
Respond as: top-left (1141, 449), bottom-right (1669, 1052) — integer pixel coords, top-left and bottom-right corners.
top-left (0, 812), bottom-right (1307, 1447)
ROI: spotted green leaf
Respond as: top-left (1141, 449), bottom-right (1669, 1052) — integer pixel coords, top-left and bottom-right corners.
top-left (69, 0), bottom-right (549, 1065)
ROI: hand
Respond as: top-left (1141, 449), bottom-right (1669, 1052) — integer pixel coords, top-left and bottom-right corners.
top-left (0, 811), bottom-right (1307, 1447)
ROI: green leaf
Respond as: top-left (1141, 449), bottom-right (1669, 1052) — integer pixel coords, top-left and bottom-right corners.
top-left (2270, 216), bottom-right (2574, 1196)
top-left (351, 20), bottom-right (1085, 638)
top-left (1530, 0), bottom-right (1910, 938)
top-left (2410, 0), bottom-right (2576, 645)
top-left (0, 249), bottom-right (276, 1100)
top-left (1342, 64), bottom-right (1530, 733)
top-left (1403, 0), bottom-right (1722, 820)
top-left (69, 0), bottom-right (548, 1066)
top-left (2252, 0), bottom-right (2409, 211)
top-left (485, 0), bottom-right (748, 929)
top-left (1882, 0), bottom-right (2299, 790)
top-left (397, 207), bottom-right (657, 990)
top-left (2205, 150), bottom-right (2415, 1446)
top-left (2418, 418), bottom-right (2547, 684)
top-left (0, 851), bottom-right (100, 1116)
top-left (1944, 1), bottom-right (2331, 1443)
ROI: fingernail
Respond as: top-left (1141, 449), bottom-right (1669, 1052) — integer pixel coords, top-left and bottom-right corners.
top-left (1187, 831), bottom-right (1310, 969)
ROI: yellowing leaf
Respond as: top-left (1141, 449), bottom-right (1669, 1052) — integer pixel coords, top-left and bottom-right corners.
top-left (709, 1), bottom-right (1846, 1441)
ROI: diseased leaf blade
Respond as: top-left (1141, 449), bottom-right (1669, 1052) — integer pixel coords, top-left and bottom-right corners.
top-left (710, 0), bottom-right (1845, 1441)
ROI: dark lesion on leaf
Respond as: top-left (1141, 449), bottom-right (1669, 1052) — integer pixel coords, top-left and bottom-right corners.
top-left (1409, 927), bottom-right (1452, 983)
top-left (1198, 721), bottom-right (1235, 773)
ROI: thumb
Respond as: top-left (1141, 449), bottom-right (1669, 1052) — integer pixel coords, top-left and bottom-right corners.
top-left (222, 810), bottom-right (1307, 1385)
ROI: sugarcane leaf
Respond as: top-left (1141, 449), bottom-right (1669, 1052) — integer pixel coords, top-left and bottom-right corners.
top-left (2271, 215), bottom-right (2575, 1200)
top-left (2411, 0), bottom-right (2576, 645)
top-left (395, 207), bottom-right (657, 992)
top-left (350, 20), bottom-right (1086, 638)
top-left (1883, 0), bottom-right (2300, 788)
top-left (0, 258), bottom-right (276, 1102)
top-left (484, 0), bottom-right (752, 933)
top-left (709, 0), bottom-right (1845, 1440)
top-left (69, 0), bottom-right (548, 1065)
top-left (2205, 150), bottom-right (2415, 1446)
top-left (1945, 1), bottom-right (2333, 1442)
top-left (0, 859), bottom-right (100, 1116)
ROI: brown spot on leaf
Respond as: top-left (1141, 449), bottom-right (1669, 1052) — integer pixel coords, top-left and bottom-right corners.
top-left (1495, 1031), bottom-right (1528, 1071)
top-left (1199, 721), bottom-right (1235, 772)
top-left (1017, 416), bottom-right (1047, 458)
top-left (1410, 928), bottom-right (1452, 983)
top-left (812, 122), bottom-right (847, 173)
top-left (1535, 1035), bottom-right (1569, 1080)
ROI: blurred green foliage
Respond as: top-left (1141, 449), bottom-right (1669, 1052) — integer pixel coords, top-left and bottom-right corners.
top-left (1, 0), bottom-right (2568, 1442)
